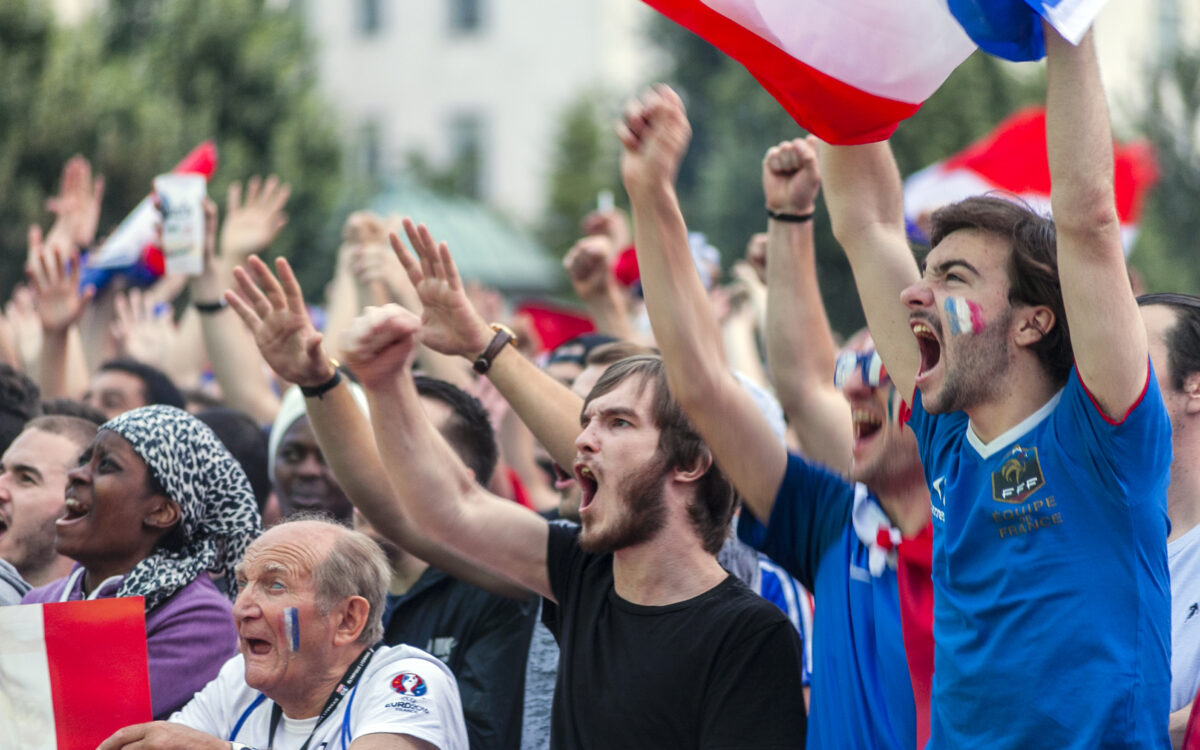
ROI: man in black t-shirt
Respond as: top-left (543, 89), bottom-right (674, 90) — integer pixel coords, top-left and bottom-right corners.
top-left (335, 225), bottom-right (807, 748)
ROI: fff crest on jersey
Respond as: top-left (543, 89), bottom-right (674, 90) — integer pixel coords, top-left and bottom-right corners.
top-left (991, 445), bottom-right (1045, 504)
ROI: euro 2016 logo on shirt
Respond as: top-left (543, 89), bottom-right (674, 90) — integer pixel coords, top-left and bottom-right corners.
top-left (392, 673), bottom-right (427, 697)
top-left (992, 445), bottom-right (1046, 504)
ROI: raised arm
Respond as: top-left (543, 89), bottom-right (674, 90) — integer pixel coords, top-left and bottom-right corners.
top-left (226, 255), bottom-right (531, 601)
top-left (28, 225), bottom-right (92, 399)
top-left (1044, 24), bottom-right (1145, 416)
top-left (340, 302), bottom-right (552, 601)
top-left (761, 138), bottom-right (853, 472)
top-left (618, 85), bottom-right (786, 520)
top-left (191, 195), bottom-right (280, 423)
top-left (389, 220), bottom-right (586, 472)
top-left (820, 141), bottom-right (921, 400)
top-left (563, 234), bottom-right (637, 341)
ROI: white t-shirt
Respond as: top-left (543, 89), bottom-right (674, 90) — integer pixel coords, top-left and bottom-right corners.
top-left (1170, 522), bottom-right (1200, 712)
top-left (171, 644), bottom-right (468, 749)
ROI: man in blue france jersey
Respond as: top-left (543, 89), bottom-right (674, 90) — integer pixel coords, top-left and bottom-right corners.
top-left (820, 21), bottom-right (1170, 749)
top-left (623, 87), bottom-right (930, 747)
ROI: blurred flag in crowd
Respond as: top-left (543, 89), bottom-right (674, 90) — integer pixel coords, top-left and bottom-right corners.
top-left (639, 0), bottom-right (976, 144)
top-left (947, 0), bottom-right (1110, 61)
top-left (515, 301), bottom-right (595, 353)
top-left (903, 107), bottom-right (1158, 254)
top-left (81, 140), bottom-right (218, 291)
top-left (0, 598), bottom-right (151, 750)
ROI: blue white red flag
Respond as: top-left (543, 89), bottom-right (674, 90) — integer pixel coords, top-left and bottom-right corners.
top-left (640, 0), bottom-right (976, 144)
top-left (0, 598), bottom-right (151, 750)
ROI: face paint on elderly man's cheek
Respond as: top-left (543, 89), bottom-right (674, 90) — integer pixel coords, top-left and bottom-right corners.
top-left (944, 297), bottom-right (986, 336)
top-left (282, 607), bottom-right (300, 652)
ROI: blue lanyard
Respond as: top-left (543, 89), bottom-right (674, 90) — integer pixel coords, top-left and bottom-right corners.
top-left (228, 644), bottom-right (376, 750)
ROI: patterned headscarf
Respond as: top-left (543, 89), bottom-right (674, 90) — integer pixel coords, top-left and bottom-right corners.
top-left (102, 405), bottom-right (262, 610)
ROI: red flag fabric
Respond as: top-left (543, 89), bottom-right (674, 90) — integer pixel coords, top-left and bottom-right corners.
top-left (904, 107), bottom-right (1158, 253)
top-left (0, 598), bottom-right (152, 750)
top-left (639, 0), bottom-right (976, 144)
top-left (514, 301), bottom-right (596, 353)
top-left (897, 523), bottom-right (935, 749)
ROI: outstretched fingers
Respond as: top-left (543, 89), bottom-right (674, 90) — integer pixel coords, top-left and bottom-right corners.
top-left (245, 255), bottom-right (288, 312)
top-left (274, 257), bottom-right (308, 315)
top-left (389, 231), bottom-right (423, 286)
top-left (230, 261), bottom-right (272, 322)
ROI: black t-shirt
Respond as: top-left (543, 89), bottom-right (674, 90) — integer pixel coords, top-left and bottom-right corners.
top-left (545, 523), bottom-right (807, 749)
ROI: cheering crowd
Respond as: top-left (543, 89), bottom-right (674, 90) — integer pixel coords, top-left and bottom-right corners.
top-left (2, 17), bottom-right (1198, 750)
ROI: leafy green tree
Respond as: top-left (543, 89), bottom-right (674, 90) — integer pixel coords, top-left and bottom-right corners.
top-left (540, 90), bottom-right (623, 257)
top-left (0, 0), bottom-right (345, 299)
top-left (1129, 43), bottom-right (1200, 295)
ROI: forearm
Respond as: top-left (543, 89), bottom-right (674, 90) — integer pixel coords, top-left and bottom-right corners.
top-left (483, 345), bottom-right (585, 471)
top-left (308, 384), bottom-right (529, 599)
top-left (366, 376), bottom-right (486, 541)
top-left (764, 219), bottom-right (852, 471)
top-left (630, 181), bottom-right (729, 407)
top-left (1045, 25), bottom-right (1120, 240)
top-left (820, 142), bottom-right (921, 397)
top-left (323, 265), bottom-right (361, 343)
top-left (582, 287), bottom-right (637, 341)
top-left (163, 309), bottom-right (208, 390)
top-left (62, 327), bottom-right (90, 399)
top-left (199, 308), bottom-right (280, 423)
top-left (37, 329), bottom-right (73, 399)
top-left (722, 312), bottom-right (768, 390)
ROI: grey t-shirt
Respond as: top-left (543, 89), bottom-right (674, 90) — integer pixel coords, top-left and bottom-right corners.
top-left (0, 559), bottom-right (30, 606)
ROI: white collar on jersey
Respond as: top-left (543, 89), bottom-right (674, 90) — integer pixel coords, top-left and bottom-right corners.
top-left (966, 388), bottom-right (1064, 460)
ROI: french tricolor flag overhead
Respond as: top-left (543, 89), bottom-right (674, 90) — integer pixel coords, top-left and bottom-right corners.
top-left (640, 1), bottom-right (1115, 144)
top-left (0, 599), bottom-right (152, 750)
top-left (641, 0), bottom-right (977, 144)
top-left (903, 107), bottom-right (1159, 254)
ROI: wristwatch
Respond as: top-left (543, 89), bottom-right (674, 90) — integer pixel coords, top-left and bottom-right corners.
top-left (472, 323), bottom-right (518, 374)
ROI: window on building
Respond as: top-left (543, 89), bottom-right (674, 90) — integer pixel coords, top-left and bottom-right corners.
top-left (448, 0), bottom-right (483, 34)
top-left (448, 112), bottom-right (486, 200)
top-left (360, 119), bottom-right (383, 182)
top-left (359, 0), bottom-right (382, 36)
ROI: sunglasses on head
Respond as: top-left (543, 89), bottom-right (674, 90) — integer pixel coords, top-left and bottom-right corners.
top-left (834, 349), bottom-right (888, 389)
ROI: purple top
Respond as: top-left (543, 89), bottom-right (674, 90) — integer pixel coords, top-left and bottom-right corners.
top-left (22, 566), bottom-right (237, 719)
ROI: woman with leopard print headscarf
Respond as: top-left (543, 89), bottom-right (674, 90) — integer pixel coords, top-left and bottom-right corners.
top-left (22, 405), bottom-right (262, 718)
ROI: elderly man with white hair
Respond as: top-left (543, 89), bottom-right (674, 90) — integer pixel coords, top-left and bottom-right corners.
top-left (99, 518), bottom-right (469, 750)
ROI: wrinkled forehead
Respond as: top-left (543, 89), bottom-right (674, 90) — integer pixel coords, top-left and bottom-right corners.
top-left (238, 524), bottom-right (331, 578)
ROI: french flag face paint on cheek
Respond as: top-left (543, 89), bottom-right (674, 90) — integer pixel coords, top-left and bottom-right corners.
top-left (944, 297), bottom-right (985, 336)
top-left (282, 607), bottom-right (300, 652)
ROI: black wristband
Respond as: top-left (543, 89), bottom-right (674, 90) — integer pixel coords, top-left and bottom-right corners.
top-left (473, 324), bottom-right (517, 375)
top-left (194, 299), bottom-right (227, 314)
top-left (299, 368), bottom-right (342, 399)
top-left (766, 208), bottom-right (815, 223)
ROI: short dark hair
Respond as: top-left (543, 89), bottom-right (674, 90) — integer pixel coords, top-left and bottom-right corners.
top-left (583, 355), bottom-right (734, 555)
top-left (413, 376), bottom-right (498, 486)
top-left (99, 358), bottom-right (186, 411)
top-left (196, 407), bottom-right (272, 512)
top-left (1138, 293), bottom-right (1200, 391)
top-left (40, 398), bottom-right (107, 425)
top-left (0, 364), bottom-right (41, 455)
top-left (930, 196), bottom-right (1073, 386)
top-left (585, 341), bottom-right (659, 368)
